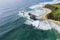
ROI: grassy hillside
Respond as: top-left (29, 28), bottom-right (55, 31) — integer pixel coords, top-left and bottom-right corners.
top-left (47, 4), bottom-right (60, 21)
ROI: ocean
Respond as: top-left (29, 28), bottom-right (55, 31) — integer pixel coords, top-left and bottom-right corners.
top-left (0, 0), bottom-right (60, 40)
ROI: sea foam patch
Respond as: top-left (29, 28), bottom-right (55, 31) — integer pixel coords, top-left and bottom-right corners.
top-left (25, 19), bottom-right (52, 30)
top-left (49, 21), bottom-right (60, 33)
top-left (18, 8), bottom-right (52, 30)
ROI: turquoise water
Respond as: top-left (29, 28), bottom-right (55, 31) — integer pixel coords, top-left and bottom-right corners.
top-left (0, 0), bottom-right (60, 40)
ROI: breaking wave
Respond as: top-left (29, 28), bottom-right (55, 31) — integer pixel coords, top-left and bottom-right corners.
top-left (18, 0), bottom-right (60, 33)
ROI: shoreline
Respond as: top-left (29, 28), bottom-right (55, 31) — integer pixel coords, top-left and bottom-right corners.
top-left (48, 19), bottom-right (60, 26)
top-left (29, 0), bottom-right (60, 22)
top-left (39, 8), bottom-right (52, 20)
top-left (41, 6), bottom-right (60, 26)
top-left (29, 0), bottom-right (60, 9)
top-left (40, 4), bottom-right (60, 33)
top-left (30, 0), bottom-right (60, 32)
top-left (37, 0), bottom-right (60, 26)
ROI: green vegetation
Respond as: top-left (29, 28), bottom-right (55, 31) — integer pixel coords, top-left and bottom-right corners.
top-left (47, 4), bottom-right (60, 21)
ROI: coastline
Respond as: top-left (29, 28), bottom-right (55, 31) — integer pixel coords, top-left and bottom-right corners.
top-left (35, 0), bottom-right (60, 26)
top-left (42, 5), bottom-right (60, 26)
top-left (48, 19), bottom-right (60, 26)
top-left (40, 8), bottom-right (52, 20)
top-left (39, 0), bottom-right (60, 26)
top-left (29, 0), bottom-right (60, 9)
top-left (41, 4), bottom-right (60, 33)
top-left (27, 0), bottom-right (60, 32)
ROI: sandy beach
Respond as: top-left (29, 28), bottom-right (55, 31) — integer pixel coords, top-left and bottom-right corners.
top-left (48, 19), bottom-right (60, 26)
top-left (29, 0), bottom-right (60, 32)
top-left (36, 0), bottom-right (60, 26)
top-left (40, 7), bottom-right (60, 26)
top-left (40, 8), bottom-right (52, 20)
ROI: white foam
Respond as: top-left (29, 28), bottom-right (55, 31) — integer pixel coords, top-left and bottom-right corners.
top-left (29, 0), bottom-right (60, 9)
top-left (29, 9), bottom-right (46, 16)
top-left (18, 10), bottom-right (52, 30)
top-left (18, 8), bottom-right (46, 17)
top-left (49, 21), bottom-right (60, 33)
top-left (25, 20), bottom-right (52, 30)
top-left (56, 39), bottom-right (59, 40)
top-left (18, 0), bottom-right (60, 31)
top-left (25, 20), bottom-right (40, 27)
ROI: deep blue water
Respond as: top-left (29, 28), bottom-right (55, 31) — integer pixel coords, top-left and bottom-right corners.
top-left (0, 0), bottom-right (60, 40)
